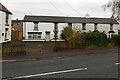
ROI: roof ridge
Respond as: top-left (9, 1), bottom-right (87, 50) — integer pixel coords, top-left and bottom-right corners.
top-left (0, 3), bottom-right (12, 14)
top-left (24, 15), bottom-right (113, 19)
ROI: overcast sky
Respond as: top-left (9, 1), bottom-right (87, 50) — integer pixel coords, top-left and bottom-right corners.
top-left (1, 0), bottom-right (112, 20)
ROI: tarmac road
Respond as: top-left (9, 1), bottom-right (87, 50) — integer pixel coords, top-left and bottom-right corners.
top-left (2, 51), bottom-right (119, 79)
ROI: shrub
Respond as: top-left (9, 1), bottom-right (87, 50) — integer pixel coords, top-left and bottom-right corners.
top-left (81, 31), bottom-right (109, 47)
top-left (67, 32), bottom-right (84, 48)
top-left (111, 34), bottom-right (120, 46)
top-left (61, 27), bottom-right (73, 40)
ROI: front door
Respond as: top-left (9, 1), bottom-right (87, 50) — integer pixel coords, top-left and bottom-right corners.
top-left (45, 32), bottom-right (50, 41)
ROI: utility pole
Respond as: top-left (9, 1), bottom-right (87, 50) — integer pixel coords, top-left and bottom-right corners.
top-left (53, 23), bottom-right (58, 51)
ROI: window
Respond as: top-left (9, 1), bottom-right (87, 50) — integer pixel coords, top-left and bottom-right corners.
top-left (82, 23), bottom-right (86, 30)
top-left (110, 24), bottom-right (113, 31)
top-left (68, 23), bottom-right (72, 27)
top-left (5, 28), bottom-right (8, 40)
top-left (5, 13), bottom-right (9, 26)
top-left (33, 22), bottom-right (39, 31)
top-left (28, 33), bottom-right (33, 39)
top-left (28, 32), bottom-right (42, 40)
top-left (94, 23), bottom-right (98, 31)
top-left (33, 34), bottom-right (38, 39)
top-left (38, 33), bottom-right (42, 39)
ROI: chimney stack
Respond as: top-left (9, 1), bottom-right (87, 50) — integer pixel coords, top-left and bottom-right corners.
top-left (85, 14), bottom-right (89, 18)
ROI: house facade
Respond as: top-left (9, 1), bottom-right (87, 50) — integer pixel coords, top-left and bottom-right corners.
top-left (0, 3), bottom-right (12, 43)
top-left (23, 15), bottom-right (119, 41)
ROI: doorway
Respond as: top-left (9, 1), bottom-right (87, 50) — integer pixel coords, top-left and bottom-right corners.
top-left (45, 31), bottom-right (50, 41)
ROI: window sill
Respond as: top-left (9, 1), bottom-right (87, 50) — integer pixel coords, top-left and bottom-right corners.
top-left (82, 29), bottom-right (86, 30)
top-left (5, 24), bottom-right (9, 26)
top-left (4, 39), bottom-right (9, 41)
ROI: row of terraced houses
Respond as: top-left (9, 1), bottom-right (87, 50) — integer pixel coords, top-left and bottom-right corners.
top-left (0, 3), bottom-right (120, 43)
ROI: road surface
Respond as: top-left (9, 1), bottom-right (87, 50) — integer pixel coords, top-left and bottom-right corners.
top-left (2, 52), bottom-right (119, 79)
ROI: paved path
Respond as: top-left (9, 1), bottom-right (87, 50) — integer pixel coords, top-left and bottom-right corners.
top-left (2, 48), bottom-right (119, 63)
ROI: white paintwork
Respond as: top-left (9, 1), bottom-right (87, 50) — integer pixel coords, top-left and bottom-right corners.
top-left (23, 22), bottom-right (68, 41)
top-left (8, 68), bottom-right (87, 79)
top-left (0, 11), bottom-right (12, 43)
top-left (73, 23), bottom-right (119, 38)
top-left (23, 21), bottom-right (119, 41)
top-left (22, 39), bottom-right (45, 41)
top-left (115, 62), bottom-right (120, 65)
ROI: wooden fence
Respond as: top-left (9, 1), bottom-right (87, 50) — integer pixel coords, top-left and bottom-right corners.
top-left (2, 42), bottom-right (26, 56)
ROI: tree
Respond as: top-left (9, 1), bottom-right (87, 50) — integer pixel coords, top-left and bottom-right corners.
top-left (104, 0), bottom-right (120, 20)
top-left (60, 27), bottom-right (73, 40)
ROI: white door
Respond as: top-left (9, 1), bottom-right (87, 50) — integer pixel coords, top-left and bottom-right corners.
top-left (45, 32), bottom-right (50, 41)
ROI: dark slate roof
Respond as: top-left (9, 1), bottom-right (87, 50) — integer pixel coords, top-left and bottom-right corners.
top-left (0, 3), bottom-right (12, 14)
top-left (23, 15), bottom-right (119, 24)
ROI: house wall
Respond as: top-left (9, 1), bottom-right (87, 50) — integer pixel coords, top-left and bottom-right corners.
top-left (23, 22), bottom-right (68, 40)
top-left (118, 20), bottom-right (120, 29)
top-left (23, 22), bottom-right (119, 41)
top-left (73, 23), bottom-right (119, 38)
top-left (0, 11), bottom-right (3, 43)
top-left (0, 11), bottom-right (12, 43)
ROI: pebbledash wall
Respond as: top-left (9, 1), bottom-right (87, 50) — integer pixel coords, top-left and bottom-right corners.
top-left (0, 3), bottom-right (12, 43)
top-left (73, 23), bottom-right (119, 37)
top-left (23, 22), bottom-right (68, 41)
top-left (23, 15), bottom-right (119, 41)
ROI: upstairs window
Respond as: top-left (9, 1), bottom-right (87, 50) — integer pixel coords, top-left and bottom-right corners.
top-left (94, 23), bottom-right (98, 31)
top-left (33, 22), bottom-right (39, 31)
top-left (68, 23), bottom-right (72, 27)
top-left (5, 13), bottom-right (9, 26)
top-left (110, 24), bottom-right (113, 31)
top-left (82, 23), bottom-right (86, 30)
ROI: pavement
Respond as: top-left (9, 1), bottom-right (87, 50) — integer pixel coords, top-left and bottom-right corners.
top-left (2, 50), bottom-right (119, 79)
top-left (1, 48), bottom-right (119, 63)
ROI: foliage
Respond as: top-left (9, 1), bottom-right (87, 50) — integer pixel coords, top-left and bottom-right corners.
top-left (81, 31), bottom-right (109, 47)
top-left (61, 27), bottom-right (73, 40)
top-left (67, 32), bottom-right (84, 48)
top-left (59, 27), bottom-right (117, 51)
top-left (104, 0), bottom-right (120, 20)
top-left (111, 34), bottom-right (120, 46)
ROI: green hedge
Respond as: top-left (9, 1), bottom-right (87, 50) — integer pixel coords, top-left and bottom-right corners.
top-left (81, 31), bottom-right (109, 47)
top-left (60, 27), bottom-right (110, 50)
top-left (111, 34), bottom-right (120, 46)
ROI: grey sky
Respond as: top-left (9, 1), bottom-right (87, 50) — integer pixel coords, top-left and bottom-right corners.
top-left (1, 0), bottom-right (112, 20)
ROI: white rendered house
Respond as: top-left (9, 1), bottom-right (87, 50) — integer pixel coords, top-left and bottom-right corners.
top-left (23, 15), bottom-right (119, 41)
top-left (0, 3), bottom-right (12, 43)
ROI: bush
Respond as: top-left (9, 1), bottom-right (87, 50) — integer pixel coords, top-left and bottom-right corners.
top-left (67, 32), bottom-right (84, 48)
top-left (111, 34), bottom-right (120, 46)
top-left (60, 27), bottom-right (85, 49)
top-left (61, 27), bottom-right (73, 40)
top-left (59, 28), bottom-right (110, 51)
top-left (81, 31), bottom-right (109, 47)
